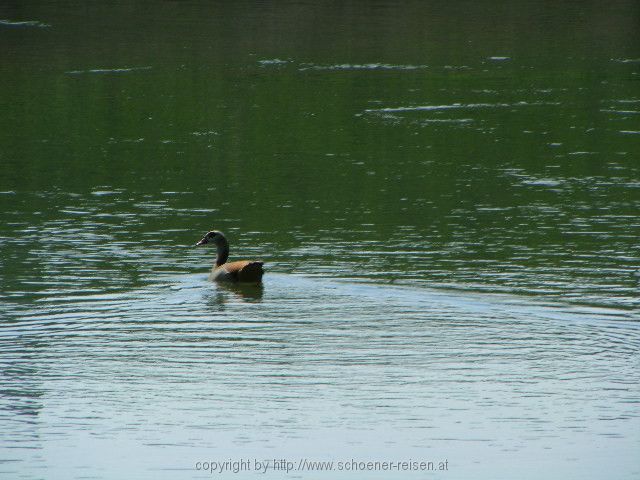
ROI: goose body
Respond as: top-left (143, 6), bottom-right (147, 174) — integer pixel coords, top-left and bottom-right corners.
top-left (195, 230), bottom-right (264, 284)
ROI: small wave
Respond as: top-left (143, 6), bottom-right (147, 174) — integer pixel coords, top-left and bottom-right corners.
top-left (0, 19), bottom-right (50, 28)
top-left (611, 58), bottom-right (640, 64)
top-left (258, 58), bottom-right (289, 66)
top-left (299, 63), bottom-right (428, 71)
top-left (191, 130), bottom-right (219, 137)
top-left (66, 66), bottom-right (152, 75)
top-left (601, 109), bottom-right (640, 115)
top-left (613, 98), bottom-right (640, 104)
top-left (91, 190), bottom-right (121, 196)
top-left (363, 101), bottom-right (560, 114)
top-left (521, 178), bottom-right (564, 187)
top-left (417, 118), bottom-right (474, 124)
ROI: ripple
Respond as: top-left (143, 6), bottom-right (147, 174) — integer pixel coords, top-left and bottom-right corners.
top-left (612, 58), bottom-right (640, 64)
top-left (0, 19), bottom-right (50, 28)
top-left (2, 275), bottom-right (638, 448)
top-left (65, 66), bottom-right (152, 75)
top-left (258, 58), bottom-right (289, 66)
top-left (1, 270), bottom-right (638, 479)
top-left (299, 62), bottom-right (428, 71)
top-left (362, 101), bottom-right (561, 114)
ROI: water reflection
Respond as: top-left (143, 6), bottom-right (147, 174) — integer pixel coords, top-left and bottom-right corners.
top-left (203, 282), bottom-right (264, 310)
top-left (219, 282), bottom-right (264, 303)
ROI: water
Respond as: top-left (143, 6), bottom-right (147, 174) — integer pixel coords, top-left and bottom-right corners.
top-left (1, 1), bottom-right (639, 479)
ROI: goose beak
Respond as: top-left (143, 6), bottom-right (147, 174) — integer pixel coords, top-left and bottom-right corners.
top-left (195, 238), bottom-right (208, 246)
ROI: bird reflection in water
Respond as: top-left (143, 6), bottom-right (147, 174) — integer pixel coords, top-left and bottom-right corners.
top-left (204, 282), bottom-right (264, 310)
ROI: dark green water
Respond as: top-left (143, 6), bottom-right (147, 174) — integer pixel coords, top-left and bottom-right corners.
top-left (1, 2), bottom-right (639, 479)
top-left (1, 1), bottom-right (640, 306)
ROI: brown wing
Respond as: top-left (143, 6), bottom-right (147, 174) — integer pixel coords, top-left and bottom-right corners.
top-left (222, 261), bottom-right (264, 283)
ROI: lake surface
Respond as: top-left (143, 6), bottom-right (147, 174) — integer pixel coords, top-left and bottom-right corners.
top-left (1, 1), bottom-right (639, 479)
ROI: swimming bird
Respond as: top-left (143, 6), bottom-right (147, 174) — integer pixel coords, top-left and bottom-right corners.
top-left (195, 230), bottom-right (264, 283)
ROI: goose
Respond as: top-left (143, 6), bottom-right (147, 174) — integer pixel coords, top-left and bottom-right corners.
top-left (195, 230), bottom-right (264, 283)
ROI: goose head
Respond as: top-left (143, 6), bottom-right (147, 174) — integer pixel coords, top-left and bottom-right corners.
top-left (195, 230), bottom-right (226, 247)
